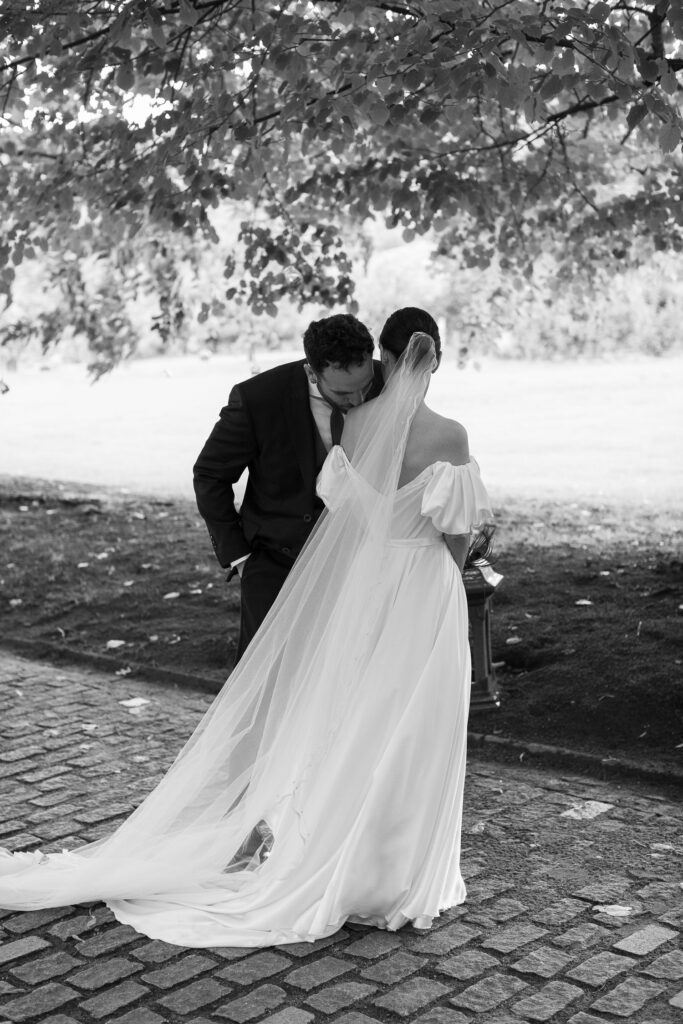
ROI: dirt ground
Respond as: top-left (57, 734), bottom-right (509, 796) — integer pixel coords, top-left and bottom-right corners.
top-left (2, 474), bottom-right (681, 775)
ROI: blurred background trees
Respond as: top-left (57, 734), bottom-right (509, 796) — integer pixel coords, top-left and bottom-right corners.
top-left (1, 0), bottom-right (682, 373)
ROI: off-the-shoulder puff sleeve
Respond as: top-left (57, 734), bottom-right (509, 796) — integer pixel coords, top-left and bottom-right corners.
top-left (421, 459), bottom-right (493, 535)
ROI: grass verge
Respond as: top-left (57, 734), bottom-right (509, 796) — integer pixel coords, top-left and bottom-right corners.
top-left (1, 474), bottom-right (681, 774)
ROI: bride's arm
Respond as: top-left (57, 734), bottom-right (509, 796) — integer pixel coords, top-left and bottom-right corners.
top-left (443, 534), bottom-right (469, 573)
top-left (439, 421), bottom-right (471, 572)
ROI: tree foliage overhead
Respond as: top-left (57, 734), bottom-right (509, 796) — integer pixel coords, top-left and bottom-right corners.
top-left (1, 0), bottom-right (682, 328)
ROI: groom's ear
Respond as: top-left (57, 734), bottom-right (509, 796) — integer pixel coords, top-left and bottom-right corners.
top-left (303, 363), bottom-right (317, 384)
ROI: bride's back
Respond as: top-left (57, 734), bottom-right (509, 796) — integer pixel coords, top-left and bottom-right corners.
top-left (344, 399), bottom-right (469, 490)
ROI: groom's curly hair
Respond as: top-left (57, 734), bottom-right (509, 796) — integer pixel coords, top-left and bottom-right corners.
top-left (303, 314), bottom-right (374, 373)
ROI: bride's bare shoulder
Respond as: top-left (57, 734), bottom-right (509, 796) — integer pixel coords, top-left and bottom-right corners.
top-left (341, 403), bottom-right (370, 456)
top-left (425, 411), bottom-right (469, 465)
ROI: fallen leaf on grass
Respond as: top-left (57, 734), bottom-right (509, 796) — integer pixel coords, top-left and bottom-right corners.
top-left (115, 667), bottom-right (132, 677)
top-left (163, 591), bottom-right (180, 600)
top-left (105, 639), bottom-right (126, 649)
top-left (561, 800), bottom-right (614, 820)
top-left (505, 636), bottom-right (522, 645)
top-left (77, 562), bottom-right (89, 569)
top-left (118, 697), bottom-right (150, 708)
top-left (123, 580), bottom-right (135, 587)
top-left (575, 598), bottom-right (593, 606)
top-left (9, 598), bottom-right (22, 607)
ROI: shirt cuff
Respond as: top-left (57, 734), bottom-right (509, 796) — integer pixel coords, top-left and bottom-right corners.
top-left (230, 554), bottom-right (250, 569)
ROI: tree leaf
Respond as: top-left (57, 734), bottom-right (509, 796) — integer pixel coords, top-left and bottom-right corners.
top-left (589, 2), bottom-right (612, 23)
top-left (116, 62), bottom-right (135, 91)
top-left (367, 98), bottom-right (390, 125)
top-left (658, 122), bottom-right (681, 154)
top-left (626, 104), bottom-right (647, 131)
top-left (179, 1), bottom-right (200, 27)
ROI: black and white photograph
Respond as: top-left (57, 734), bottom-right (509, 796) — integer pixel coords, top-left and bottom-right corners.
top-left (0, 2), bottom-right (682, 1022)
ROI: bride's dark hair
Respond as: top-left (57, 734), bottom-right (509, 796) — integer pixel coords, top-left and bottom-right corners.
top-left (379, 307), bottom-right (442, 361)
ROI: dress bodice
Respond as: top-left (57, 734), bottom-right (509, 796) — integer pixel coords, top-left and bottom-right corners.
top-left (317, 447), bottom-right (492, 542)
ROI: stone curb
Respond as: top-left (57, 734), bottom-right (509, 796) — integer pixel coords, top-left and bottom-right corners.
top-left (1, 637), bottom-right (222, 694)
top-left (466, 730), bottom-right (683, 790)
top-left (3, 637), bottom-right (683, 790)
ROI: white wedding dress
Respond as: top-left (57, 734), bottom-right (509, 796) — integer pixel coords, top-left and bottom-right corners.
top-left (0, 341), bottom-right (492, 947)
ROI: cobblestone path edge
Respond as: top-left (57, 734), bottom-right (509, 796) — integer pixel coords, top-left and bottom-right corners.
top-left (2, 638), bottom-right (682, 790)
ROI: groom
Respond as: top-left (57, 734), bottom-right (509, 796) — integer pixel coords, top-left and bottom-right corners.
top-left (193, 313), bottom-right (384, 661)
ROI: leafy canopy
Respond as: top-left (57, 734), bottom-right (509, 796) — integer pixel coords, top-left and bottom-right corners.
top-left (1, 0), bottom-right (682, 326)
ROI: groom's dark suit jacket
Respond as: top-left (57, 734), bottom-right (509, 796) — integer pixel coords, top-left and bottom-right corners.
top-left (193, 358), bottom-right (385, 571)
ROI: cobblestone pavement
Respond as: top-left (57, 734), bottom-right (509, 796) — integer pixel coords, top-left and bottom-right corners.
top-left (0, 653), bottom-right (682, 1024)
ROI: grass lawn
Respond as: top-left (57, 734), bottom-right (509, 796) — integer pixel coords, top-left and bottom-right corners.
top-left (1, 474), bottom-right (681, 775)
top-left (2, 352), bottom-right (682, 504)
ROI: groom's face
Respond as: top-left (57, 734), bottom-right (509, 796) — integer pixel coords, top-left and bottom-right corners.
top-left (311, 356), bottom-right (375, 411)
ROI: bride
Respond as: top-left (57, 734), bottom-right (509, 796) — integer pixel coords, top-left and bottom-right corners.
top-left (0, 317), bottom-right (492, 947)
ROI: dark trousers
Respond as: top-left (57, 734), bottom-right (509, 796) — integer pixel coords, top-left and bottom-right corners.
top-left (234, 548), bottom-right (293, 662)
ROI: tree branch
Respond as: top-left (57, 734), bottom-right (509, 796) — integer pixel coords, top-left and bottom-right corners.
top-left (546, 93), bottom-right (621, 124)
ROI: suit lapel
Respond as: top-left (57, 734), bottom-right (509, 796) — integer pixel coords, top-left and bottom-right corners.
top-left (284, 361), bottom-right (317, 491)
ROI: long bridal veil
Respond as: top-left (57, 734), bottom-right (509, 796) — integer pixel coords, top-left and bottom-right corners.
top-left (0, 335), bottom-right (440, 943)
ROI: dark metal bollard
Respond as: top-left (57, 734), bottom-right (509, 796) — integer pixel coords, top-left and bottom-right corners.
top-left (464, 562), bottom-right (503, 709)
